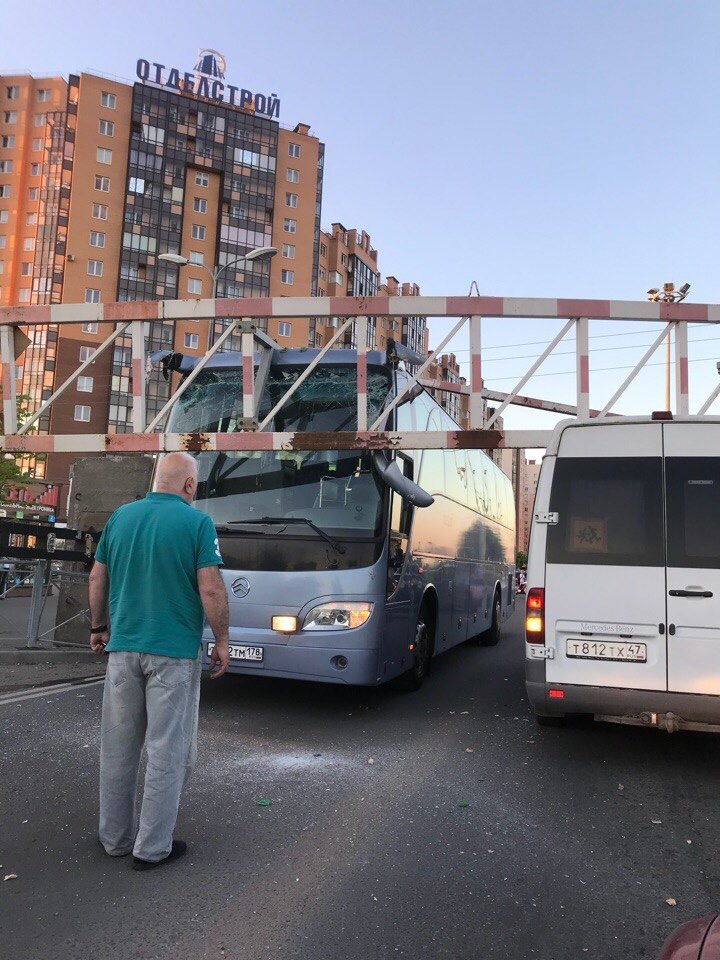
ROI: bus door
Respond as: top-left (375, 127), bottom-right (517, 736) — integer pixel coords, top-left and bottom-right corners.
top-left (543, 424), bottom-right (667, 691)
top-left (664, 423), bottom-right (720, 695)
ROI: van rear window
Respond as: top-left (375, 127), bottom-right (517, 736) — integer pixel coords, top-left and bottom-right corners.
top-left (547, 457), bottom-right (664, 566)
top-left (666, 458), bottom-right (720, 569)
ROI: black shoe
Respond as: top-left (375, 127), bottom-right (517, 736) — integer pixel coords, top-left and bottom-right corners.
top-left (132, 840), bottom-right (187, 872)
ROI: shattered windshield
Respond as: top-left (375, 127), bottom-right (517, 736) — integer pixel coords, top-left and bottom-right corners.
top-left (167, 364), bottom-right (392, 536)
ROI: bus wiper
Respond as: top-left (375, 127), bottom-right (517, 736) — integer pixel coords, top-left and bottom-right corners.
top-left (228, 517), bottom-right (346, 554)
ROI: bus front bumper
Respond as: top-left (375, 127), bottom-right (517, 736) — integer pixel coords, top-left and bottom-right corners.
top-left (203, 631), bottom-right (381, 686)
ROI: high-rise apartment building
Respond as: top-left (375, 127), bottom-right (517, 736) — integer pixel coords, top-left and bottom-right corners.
top-left (0, 59), bottom-right (427, 487)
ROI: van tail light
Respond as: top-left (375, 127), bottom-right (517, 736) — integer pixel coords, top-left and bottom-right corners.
top-left (526, 588), bottom-right (545, 644)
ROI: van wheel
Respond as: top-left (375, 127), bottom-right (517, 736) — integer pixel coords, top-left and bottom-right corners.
top-left (396, 610), bottom-right (433, 692)
top-left (479, 592), bottom-right (502, 647)
top-left (535, 713), bottom-right (565, 727)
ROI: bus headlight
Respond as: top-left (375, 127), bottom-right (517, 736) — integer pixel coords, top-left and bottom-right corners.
top-left (302, 601), bottom-right (374, 631)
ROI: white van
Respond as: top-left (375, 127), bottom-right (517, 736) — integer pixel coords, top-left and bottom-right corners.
top-left (525, 415), bottom-right (720, 733)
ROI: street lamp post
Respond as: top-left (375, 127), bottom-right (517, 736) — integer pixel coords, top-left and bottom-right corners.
top-left (646, 282), bottom-right (691, 410)
top-left (159, 245), bottom-right (277, 348)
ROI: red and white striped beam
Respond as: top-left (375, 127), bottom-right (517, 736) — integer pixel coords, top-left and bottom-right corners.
top-left (0, 429), bottom-right (553, 454)
top-left (1, 296), bottom-right (719, 325)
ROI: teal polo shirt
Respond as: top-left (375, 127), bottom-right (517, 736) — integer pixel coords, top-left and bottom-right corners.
top-left (95, 492), bottom-right (223, 659)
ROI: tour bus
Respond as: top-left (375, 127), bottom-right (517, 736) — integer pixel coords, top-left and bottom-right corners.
top-left (525, 415), bottom-right (720, 732)
top-left (163, 345), bottom-right (515, 689)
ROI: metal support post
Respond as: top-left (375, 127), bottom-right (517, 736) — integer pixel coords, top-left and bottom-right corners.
top-left (356, 316), bottom-right (368, 431)
top-left (0, 325), bottom-right (18, 435)
top-left (674, 321), bottom-right (689, 415)
top-left (25, 559), bottom-right (48, 649)
top-left (575, 317), bottom-right (590, 418)
top-left (598, 322), bottom-right (674, 418)
top-left (469, 315), bottom-right (484, 428)
top-left (131, 320), bottom-right (147, 432)
top-left (240, 320), bottom-right (257, 429)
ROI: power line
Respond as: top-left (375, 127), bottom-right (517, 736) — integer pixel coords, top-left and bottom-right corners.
top-left (489, 352), bottom-right (720, 384)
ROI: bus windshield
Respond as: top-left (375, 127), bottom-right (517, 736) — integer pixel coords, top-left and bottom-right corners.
top-left (167, 364), bottom-right (392, 537)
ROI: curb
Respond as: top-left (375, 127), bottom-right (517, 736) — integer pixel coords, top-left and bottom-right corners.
top-left (0, 648), bottom-right (105, 665)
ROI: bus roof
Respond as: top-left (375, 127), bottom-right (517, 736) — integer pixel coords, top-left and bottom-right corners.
top-left (174, 348), bottom-right (390, 372)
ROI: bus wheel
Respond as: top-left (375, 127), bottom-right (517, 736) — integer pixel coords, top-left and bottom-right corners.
top-left (479, 592), bottom-right (502, 647)
top-left (396, 612), bottom-right (433, 691)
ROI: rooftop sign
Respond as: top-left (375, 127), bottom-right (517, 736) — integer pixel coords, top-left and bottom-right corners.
top-left (136, 49), bottom-right (280, 118)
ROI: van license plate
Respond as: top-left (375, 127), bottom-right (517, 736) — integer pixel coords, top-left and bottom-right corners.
top-left (566, 640), bottom-right (646, 662)
top-left (207, 641), bottom-right (263, 662)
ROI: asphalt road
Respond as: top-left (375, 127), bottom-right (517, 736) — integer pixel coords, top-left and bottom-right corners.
top-left (2, 610), bottom-right (719, 960)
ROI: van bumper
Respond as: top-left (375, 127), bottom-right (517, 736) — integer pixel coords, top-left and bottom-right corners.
top-left (526, 676), bottom-right (720, 727)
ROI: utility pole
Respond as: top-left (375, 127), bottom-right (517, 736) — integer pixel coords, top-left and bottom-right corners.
top-left (647, 282), bottom-right (691, 411)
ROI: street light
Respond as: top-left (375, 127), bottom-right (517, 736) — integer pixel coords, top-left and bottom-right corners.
top-left (646, 281), bottom-right (691, 409)
top-left (159, 245), bottom-right (277, 349)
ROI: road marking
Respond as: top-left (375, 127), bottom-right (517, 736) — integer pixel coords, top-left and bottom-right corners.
top-left (0, 675), bottom-right (104, 706)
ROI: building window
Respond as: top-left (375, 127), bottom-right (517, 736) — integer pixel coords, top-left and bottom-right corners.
top-left (18, 289), bottom-right (31, 302)
top-left (320, 242), bottom-right (327, 257)
top-left (184, 333), bottom-right (199, 349)
top-left (87, 259), bottom-right (103, 276)
top-left (101, 92), bottom-right (117, 109)
top-left (84, 288), bottom-right (101, 304)
top-left (288, 143), bottom-right (300, 158)
top-left (281, 269), bottom-right (294, 285)
top-left (3, 113), bottom-right (18, 124)
top-left (89, 231), bottom-right (105, 247)
top-left (286, 168), bottom-right (300, 183)
top-left (30, 163), bottom-right (41, 176)
top-left (0, 185), bottom-right (10, 199)
top-left (281, 244), bottom-right (295, 259)
top-left (33, 114), bottom-right (45, 127)
top-left (79, 346), bottom-right (93, 362)
top-left (318, 287), bottom-right (325, 297)
top-left (1, 136), bottom-right (15, 148)
top-left (0, 237), bottom-right (5, 248)
top-left (129, 176), bottom-right (145, 194)
top-left (23, 238), bottom-right (34, 251)
top-left (98, 119), bottom-right (114, 137)
top-left (28, 187), bottom-right (39, 201)
top-left (20, 263), bottom-right (31, 276)
top-left (96, 148), bottom-right (112, 164)
top-left (77, 376), bottom-right (94, 392)
top-left (319, 266), bottom-right (326, 279)
top-left (92, 203), bottom-right (108, 220)
top-left (188, 251), bottom-right (203, 265)
top-left (329, 271), bottom-right (342, 284)
top-left (0, 261), bottom-right (3, 275)
top-left (94, 175), bottom-right (110, 192)
top-left (37, 89), bottom-right (51, 103)
top-left (74, 405), bottom-right (91, 422)
top-left (0, 161), bottom-right (12, 174)
top-left (341, 253), bottom-right (348, 266)
top-left (32, 138), bottom-right (42, 151)
top-left (285, 193), bottom-right (298, 208)
top-left (283, 218), bottom-right (297, 233)
top-left (278, 321), bottom-right (292, 338)
top-left (0, 211), bottom-right (8, 223)
top-left (82, 322), bottom-right (99, 333)
top-left (187, 278), bottom-right (202, 294)
top-left (193, 197), bottom-right (207, 213)
top-left (191, 224), bottom-right (205, 240)
top-left (195, 171), bottom-right (209, 187)
top-left (6, 87), bottom-right (19, 100)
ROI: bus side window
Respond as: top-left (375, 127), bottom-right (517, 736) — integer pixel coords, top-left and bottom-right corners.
top-left (388, 456), bottom-right (414, 596)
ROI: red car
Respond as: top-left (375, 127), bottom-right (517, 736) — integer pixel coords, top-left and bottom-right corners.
top-left (658, 915), bottom-right (720, 959)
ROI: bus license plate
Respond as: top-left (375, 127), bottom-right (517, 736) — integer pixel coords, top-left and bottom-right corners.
top-left (566, 639), bottom-right (647, 663)
top-left (207, 641), bottom-right (264, 662)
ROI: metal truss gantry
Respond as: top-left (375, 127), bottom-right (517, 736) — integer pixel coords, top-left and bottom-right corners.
top-left (0, 294), bottom-right (717, 455)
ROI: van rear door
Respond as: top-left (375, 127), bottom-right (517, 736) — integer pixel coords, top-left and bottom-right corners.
top-left (544, 424), bottom-right (667, 691)
top-left (664, 423), bottom-right (720, 695)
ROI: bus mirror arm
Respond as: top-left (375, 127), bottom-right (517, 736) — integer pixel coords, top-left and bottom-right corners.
top-left (372, 452), bottom-right (434, 508)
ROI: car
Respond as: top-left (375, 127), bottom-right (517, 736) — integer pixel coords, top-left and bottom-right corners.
top-left (658, 913), bottom-right (720, 958)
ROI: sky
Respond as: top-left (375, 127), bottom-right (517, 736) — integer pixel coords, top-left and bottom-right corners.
top-left (4, 0), bottom-right (720, 435)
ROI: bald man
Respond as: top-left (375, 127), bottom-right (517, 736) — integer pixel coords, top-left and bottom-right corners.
top-left (89, 452), bottom-right (230, 871)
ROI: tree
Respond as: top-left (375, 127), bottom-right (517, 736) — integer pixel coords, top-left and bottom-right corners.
top-left (515, 550), bottom-right (527, 569)
top-left (0, 395), bottom-right (44, 494)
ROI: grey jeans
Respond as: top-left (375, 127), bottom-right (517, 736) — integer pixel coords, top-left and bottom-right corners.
top-left (99, 651), bottom-right (202, 862)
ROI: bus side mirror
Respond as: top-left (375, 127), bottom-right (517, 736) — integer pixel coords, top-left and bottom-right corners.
top-left (372, 452), bottom-right (434, 508)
